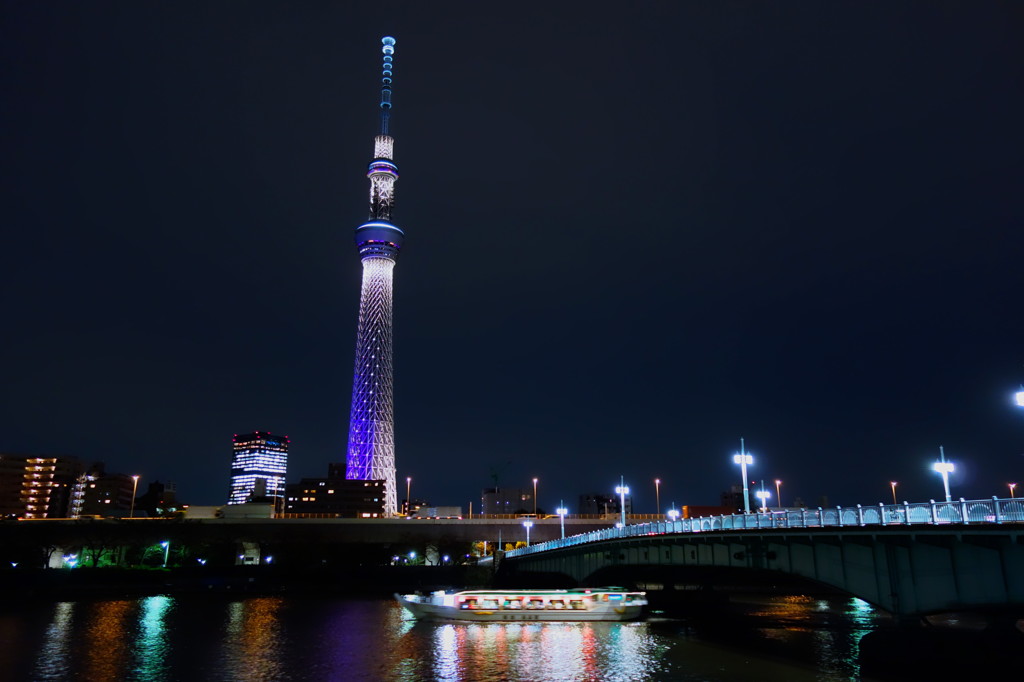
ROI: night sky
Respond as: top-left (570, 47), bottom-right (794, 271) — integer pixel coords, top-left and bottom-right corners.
top-left (3, 2), bottom-right (1022, 512)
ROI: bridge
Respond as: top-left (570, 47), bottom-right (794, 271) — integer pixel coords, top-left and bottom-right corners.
top-left (502, 497), bottom-right (1024, 618)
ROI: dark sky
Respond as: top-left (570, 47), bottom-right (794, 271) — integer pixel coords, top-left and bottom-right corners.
top-left (3, 2), bottom-right (1022, 511)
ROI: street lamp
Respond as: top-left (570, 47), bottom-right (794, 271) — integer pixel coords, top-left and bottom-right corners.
top-left (667, 506), bottom-right (680, 522)
top-left (556, 503), bottom-right (568, 539)
top-left (1015, 386), bottom-right (1024, 407)
top-left (774, 479), bottom-right (782, 508)
top-left (522, 520), bottom-right (533, 546)
top-left (932, 446), bottom-right (954, 503)
top-left (890, 481), bottom-right (898, 505)
top-left (160, 541), bottom-right (170, 568)
top-left (533, 478), bottom-right (538, 516)
top-left (130, 475), bottom-right (140, 518)
top-left (615, 476), bottom-right (629, 528)
top-left (733, 438), bottom-right (753, 513)
top-left (654, 478), bottom-right (661, 515)
top-left (405, 476), bottom-right (412, 515)
top-left (755, 489), bottom-right (771, 513)
top-left (1009, 483), bottom-right (1017, 499)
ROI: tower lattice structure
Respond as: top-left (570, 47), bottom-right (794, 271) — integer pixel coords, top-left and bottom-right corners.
top-left (345, 36), bottom-right (404, 515)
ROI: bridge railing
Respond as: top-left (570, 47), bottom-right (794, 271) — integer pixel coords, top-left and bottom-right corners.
top-left (505, 497), bottom-right (1024, 558)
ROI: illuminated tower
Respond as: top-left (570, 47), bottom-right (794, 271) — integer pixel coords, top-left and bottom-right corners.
top-left (345, 36), bottom-right (404, 515)
top-left (229, 432), bottom-right (288, 505)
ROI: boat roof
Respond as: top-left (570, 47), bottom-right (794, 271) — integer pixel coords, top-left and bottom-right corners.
top-left (451, 587), bottom-right (642, 597)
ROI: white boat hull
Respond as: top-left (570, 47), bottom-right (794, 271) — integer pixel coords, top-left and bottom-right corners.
top-left (396, 590), bottom-right (645, 623)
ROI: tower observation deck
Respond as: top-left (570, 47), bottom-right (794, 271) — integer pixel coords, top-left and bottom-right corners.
top-left (345, 36), bottom-right (404, 515)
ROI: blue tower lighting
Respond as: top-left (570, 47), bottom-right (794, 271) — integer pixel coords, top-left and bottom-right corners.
top-left (345, 36), bottom-right (405, 515)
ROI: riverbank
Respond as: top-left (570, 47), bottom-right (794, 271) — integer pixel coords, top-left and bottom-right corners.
top-left (0, 565), bottom-right (494, 600)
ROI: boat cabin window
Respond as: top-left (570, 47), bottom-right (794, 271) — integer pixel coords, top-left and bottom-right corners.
top-left (481, 599), bottom-right (499, 609)
top-left (569, 600), bottom-right (585, 610)
top-left (550, 600), bottom-right (565, 609)
top-left (461, 598), bottom-right (478, 610)
top-left (503, 599), bottom-right (521, 609)
top-left (526, 599), bottom-right (544, 610)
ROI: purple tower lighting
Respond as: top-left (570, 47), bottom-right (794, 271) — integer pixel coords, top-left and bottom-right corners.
top-left (345, 36), bottom-right (404, 515)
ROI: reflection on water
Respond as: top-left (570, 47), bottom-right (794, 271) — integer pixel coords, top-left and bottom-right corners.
top-left (220, 598), bottom-right (286, 681)
top-left (4, 594), bottom-right (888, 681)
top-left (422, 620), bottom-right (670, 681)
top-left (33, 602), bottom-right (75, 680)
top-left (134, 596), bottom-right (173, 681)
top-left (82, 600), bottom-right (132, 682)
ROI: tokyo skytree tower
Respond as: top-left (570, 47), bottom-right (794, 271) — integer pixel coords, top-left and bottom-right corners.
top-left (345, 36), bottom-right (404, 515)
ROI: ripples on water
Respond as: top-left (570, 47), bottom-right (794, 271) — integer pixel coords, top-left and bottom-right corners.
top-left (0, 595), bottom-right (885, 681)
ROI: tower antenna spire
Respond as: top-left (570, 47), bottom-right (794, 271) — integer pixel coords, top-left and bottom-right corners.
top-left (379, 36), bottom-right (396, 136)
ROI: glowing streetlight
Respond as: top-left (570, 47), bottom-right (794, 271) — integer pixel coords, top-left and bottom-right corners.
top-left (615, 476), bottom-right (629, 528)
top-left (667, 506), bottom-right (680, 522)
top-left (755, 489), bottom-right (771, 513)
top-left (556, 502), bottom-right (568, 539)
top-left (522, 520), bottom-right (533, 546)
top-left (160, 541), bottom-right (170, 568)
top-left (932, 446), bottom-right (954, 503)
top-left (405, 476), bottom-right (412, 515)
top-left (654, 478), bottom-right (661, 515)
top-left (774, 479), bottom-right (782, 508)
top-left (890, 481), bottom-right (898, 505)
top-left (1009, 483), bottom-right (1017, 499)
top-left (532, 477), bottom-right (538, 516)
top-left (129, 475), bottom-right (140, 518)
top-left (1015, 386), bottom-right (1024, 407)
top-left (733, 438), bottom-right (753, 513)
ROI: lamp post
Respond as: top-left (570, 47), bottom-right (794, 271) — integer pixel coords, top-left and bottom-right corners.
top-left (160, 541), bottom-right (169, 568)
top-left (556, 502), bottom-right (567, 539)
top-left (1009, 483), bottom-right (1017, 499)
top-left (130, 475), bottom-right (140, 518)
top-left (532, 477), bottom-right (538, 516)
top-left (615, 476), bottom-right (629, 528)
top-left (755, 488), bottom-right (771, 513)
top-left (890, 481), bottom-right (898, 505)
top-left (654, 478), bottom-right (661, 515)
top-left (405, 476), bottom-right (411, 515)
top-left (733, 439), bottom-right (753, 513)
top-left (522, 520), bottom-right (533, 546)
top-left (932, 446), bottom-right (954, 503)
top-left (667, 506), bottom-right (680, 522)
top-left (1015, 386), bottom-right (1024, 407)
top-left (774, 479), bottom-right (782, 509)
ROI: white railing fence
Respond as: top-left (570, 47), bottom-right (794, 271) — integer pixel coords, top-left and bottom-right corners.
top-left (506, 497), bottom-right (1024, 558)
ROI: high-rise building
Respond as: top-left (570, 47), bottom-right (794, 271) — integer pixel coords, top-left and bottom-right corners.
top-left (0, 453), bottom-right (83, 518)
top-left (228, 432), bottom-right (288, 505)
top-left (345, 36), bottom-right (404, 515)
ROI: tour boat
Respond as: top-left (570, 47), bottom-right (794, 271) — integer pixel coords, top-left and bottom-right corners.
top-left (396, 587), bottom-right (647, 622)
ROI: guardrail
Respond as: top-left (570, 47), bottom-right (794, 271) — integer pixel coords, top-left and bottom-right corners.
top-left (505, 497), bottom-right (1024, 558)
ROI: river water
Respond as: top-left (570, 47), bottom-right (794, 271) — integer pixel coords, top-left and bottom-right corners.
top-left (0, 594), bottom-right (893, 681)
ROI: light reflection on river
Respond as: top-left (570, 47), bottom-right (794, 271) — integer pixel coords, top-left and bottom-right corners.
top-left (0, 595), bottom-right (887, 681)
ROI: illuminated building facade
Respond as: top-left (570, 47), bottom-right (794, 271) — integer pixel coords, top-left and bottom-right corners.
top-left (345, 36), bottom-right (404, 515)
top-left (0, 453), bottom-right (83, 518)
top-left (228, 432), bottom-right (288, 505)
